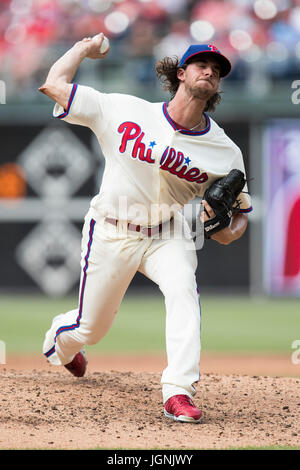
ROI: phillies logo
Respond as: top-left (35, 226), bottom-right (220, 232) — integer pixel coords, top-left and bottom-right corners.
top-left (208, 45), bottom-right (220, 53)
top-left (160, 147), bottom-right (208, 184)
top-left (118, 122), bottom-right (155, 164)
top-left (118, 121), bottom-right (208, 185)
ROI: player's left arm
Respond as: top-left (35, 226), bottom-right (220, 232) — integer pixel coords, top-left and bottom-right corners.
top-left (201, 200), bottom-right (248, 245)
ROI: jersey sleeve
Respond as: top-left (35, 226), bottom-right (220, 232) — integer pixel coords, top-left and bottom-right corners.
top-left (231, 150), bottom-right (253, 213)
top-left (53, 83), bottom-right (110, 136)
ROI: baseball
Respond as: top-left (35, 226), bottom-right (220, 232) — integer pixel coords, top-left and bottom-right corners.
top-left (93, 34), bottom-right (110, 54)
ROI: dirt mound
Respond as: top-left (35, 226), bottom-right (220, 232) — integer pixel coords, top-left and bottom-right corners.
top-left (0, 366), bottom-right (299, 450)
top-left (5, 352), bottom-right (299, 376)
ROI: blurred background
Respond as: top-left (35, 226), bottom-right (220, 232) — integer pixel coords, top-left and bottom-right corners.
top-left (0, 0), bottom-right (299, 371)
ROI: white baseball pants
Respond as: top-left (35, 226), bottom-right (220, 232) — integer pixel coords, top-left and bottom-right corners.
top-left (43, 209), bottom-right (201, 403)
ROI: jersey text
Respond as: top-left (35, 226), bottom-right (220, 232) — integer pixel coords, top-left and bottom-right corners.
top-left (160, 146), bottom-right (208, 184)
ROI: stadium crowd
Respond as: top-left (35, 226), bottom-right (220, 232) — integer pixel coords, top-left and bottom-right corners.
top-left (0, 0), bottom-right (300, 101)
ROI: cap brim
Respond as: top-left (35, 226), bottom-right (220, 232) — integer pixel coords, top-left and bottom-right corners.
top-left (183, 51), bottom-right (231, 77)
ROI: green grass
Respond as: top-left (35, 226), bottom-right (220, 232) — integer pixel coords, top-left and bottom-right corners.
top-left (0, 294), bottom-right (299, 355)
top-left (200, 296), bottom-right (300, 354)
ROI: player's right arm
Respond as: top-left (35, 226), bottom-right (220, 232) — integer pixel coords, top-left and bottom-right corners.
top-left (39, 33), bottom-right (109, 109)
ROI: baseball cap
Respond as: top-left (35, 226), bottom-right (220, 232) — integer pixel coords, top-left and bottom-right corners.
top-left (179, 45), bottom-right (231, 77)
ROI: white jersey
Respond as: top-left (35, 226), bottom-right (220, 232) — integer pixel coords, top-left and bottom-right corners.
top-left (54, 83), bottom-right (252, 226)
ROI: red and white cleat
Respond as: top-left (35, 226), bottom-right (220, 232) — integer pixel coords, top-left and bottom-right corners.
top-left (164, 394), bottom-right (202, 423)
top-left (64, 350), bottom-right (87, 377)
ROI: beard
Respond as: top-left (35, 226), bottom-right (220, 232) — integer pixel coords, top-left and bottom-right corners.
top-left (185, 80), bottom-right (217, 101)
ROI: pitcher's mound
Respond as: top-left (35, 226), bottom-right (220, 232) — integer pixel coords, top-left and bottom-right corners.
top-left (0, 368), bottom-right (299, 449)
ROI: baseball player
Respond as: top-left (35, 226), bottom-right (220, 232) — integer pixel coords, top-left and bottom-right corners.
top-left (40, 34), bottom-right (252, 423)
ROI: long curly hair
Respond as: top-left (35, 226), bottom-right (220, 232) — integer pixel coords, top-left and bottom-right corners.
top-left (155, 56), bottom-right (222, 112)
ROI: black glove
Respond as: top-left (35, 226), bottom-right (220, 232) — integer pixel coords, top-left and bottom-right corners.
top-left (203, 169), bottom-right (246, 239)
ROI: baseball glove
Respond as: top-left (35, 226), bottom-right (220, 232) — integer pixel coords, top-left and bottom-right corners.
top-left (203, 169), bottom-right (246, 239)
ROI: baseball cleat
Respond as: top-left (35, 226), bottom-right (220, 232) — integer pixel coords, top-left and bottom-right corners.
top-left (64, 350), bottom-right (87, 377)
top-left (164, 394), bottom-right (202, 423)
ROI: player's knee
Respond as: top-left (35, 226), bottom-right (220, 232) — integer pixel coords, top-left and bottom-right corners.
top-left (85, 335), bottom-right (100, 346)
top-left (76, 309), bottom-right (117, 346)
top-left (81, 329), bottom-right (103, 346)
top-left (82, 324), bottom-right (112, 346)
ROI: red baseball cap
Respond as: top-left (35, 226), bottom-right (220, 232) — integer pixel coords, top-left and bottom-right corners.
top-left (179, 44), bottom-right (232, 77)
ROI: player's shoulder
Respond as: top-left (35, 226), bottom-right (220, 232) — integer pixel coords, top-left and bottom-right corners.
top-left (208, 116), bottom-right (242, 154)
top-left (100, 92), bottom-right (156, 108)
top-left (77, 86), bottom-right (161, 111)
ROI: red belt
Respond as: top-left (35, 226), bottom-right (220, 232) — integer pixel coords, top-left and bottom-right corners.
top-left (105, 217), bottom-right (164, 236)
